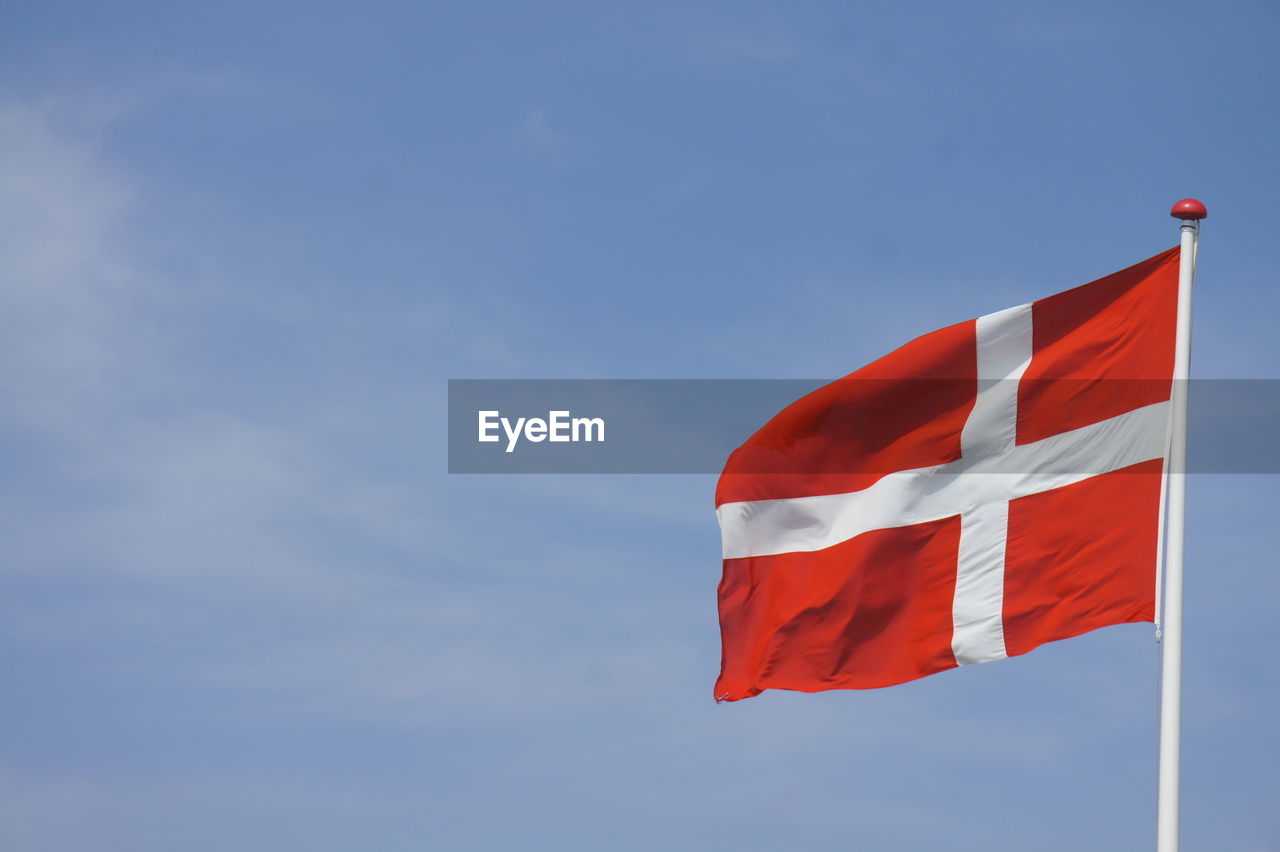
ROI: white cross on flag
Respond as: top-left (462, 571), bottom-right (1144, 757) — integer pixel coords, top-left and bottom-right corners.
top-left (714, 247), bottom-right (1180, 701)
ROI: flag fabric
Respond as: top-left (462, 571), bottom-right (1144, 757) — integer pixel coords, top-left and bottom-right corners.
top-left (714, 247), bottom-right (1180, 701)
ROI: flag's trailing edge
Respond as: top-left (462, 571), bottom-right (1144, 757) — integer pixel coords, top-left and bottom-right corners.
top-left (714, 247), bottom-right (1180, 701)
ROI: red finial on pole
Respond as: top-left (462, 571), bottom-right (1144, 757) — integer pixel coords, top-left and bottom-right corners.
top-left (1170, 198), bottom-right (1207, 220)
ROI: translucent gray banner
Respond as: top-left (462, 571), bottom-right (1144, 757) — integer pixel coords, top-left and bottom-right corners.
top-left (447, 380), bottom-right (1280, 474)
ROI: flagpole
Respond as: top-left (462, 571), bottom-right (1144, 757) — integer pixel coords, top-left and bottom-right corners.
top-left (1157, 197), bottom-right (1205, 852)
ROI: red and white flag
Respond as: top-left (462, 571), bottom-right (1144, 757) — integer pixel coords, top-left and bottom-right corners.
top-left (714, 247), bottom-right (1180, 701)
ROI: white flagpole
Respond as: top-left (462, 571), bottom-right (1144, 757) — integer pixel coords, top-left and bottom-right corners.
top-left (1157, 197), bottom-right (1206, 852)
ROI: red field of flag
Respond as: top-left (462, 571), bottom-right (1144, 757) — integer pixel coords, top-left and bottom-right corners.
top-left (714, 247), bottom-right (1180, 701)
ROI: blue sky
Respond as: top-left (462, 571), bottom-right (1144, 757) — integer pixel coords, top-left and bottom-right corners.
top-left (2, 2), bottom-right (1279, 849)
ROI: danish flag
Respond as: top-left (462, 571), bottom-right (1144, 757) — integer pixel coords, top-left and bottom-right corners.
top-left (714, 247), bottom-right (1180, 701)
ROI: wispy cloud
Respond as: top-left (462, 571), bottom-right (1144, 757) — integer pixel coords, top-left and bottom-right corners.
top-left (0, 103), bottom-right (137, 429)
top-left (0, 95), bottom-right (710, 736)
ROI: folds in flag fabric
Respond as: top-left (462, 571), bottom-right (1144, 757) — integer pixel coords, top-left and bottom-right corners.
top-left (714, 248), bottom-right (1180, 701)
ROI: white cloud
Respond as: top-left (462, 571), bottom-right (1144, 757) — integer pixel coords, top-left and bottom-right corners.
top-left (0, 103), bottom-right (138, 429)
top-left (0, 96), bottom-right (720, 736)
